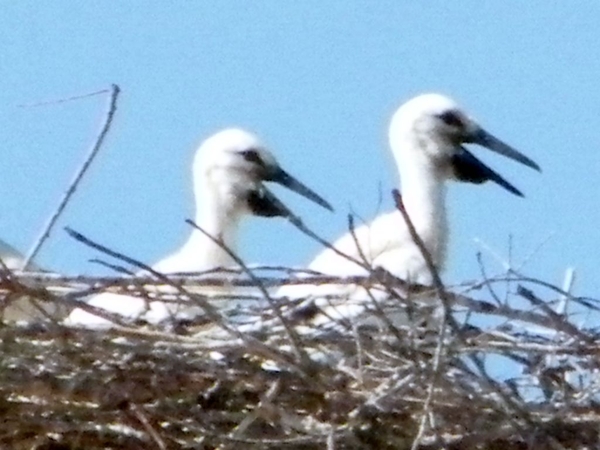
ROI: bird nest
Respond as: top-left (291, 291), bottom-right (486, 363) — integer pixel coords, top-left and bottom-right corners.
top-left (0, 257), bottom-right (599, 450)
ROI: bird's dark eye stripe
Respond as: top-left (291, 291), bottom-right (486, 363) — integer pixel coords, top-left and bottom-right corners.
top-left (438, 111), bottom-right (464, 127)
top-left (241, 149), bottom-right (263, 165)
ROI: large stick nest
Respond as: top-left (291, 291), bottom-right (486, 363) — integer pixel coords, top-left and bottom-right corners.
top-left (0, 261), bottom-right (598, 450)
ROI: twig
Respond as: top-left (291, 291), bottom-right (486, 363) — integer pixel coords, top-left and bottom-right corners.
top-left (516, 285), bottom-right (592, 343)
top-left (229, 379), bottom-right (282, 439)
top-left (514, 231), bottom-right (556, 272)
top-left (345, 213), bottom-right (409, 345)
top-left (64, 226), bottom-right (231, 326)
top-left (288, 213), bottom-right (372, 273)
top-left (17, 87), bottom-right (114, 108)
top-left (185, 219), bottom-right (309, 365)
top-left (391, 189), bottom-right (454, 450)
top-left (126, 402), bottom-right (167, 450)
top-left (476, 252), bottom-right (504, 307)
top-left (3, 272), bottom-right (386, 291)
top-left (22, 84), bottom-right (121, 269)
top-left (64, 227), bottom-right (320, 383)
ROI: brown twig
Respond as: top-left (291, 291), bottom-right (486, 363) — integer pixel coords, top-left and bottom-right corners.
top-left (23, 84), bottom-right (121, 269)
top-left (185, 219), bottom-right (310, 366)
top-left (64, 226), bottom-right (321, 383)
top-left (391, 189), bottom-right (454, 450)
top-left (126, 402), bottom-right (167, 450)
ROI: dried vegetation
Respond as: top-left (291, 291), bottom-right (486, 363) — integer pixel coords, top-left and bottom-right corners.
top-left (0, 250), bottom-right (598, 450)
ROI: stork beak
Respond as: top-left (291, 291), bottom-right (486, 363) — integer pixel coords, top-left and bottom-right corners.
top-left (452, 147), bottom-right (524, 197)
top-left (468, 128), bottom-right (541, 172)
top-left (265, 166), bottom-right (334, 212)
top-left (454, 127), bottom-right (541, 196)
top-left (247, 186), bottom-right (305, 227)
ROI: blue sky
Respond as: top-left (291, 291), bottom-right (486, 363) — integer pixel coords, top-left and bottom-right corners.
top-left (0, 2), bottom-right (598, 300)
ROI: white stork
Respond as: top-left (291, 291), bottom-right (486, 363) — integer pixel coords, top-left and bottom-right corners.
top-left (279, 93), bottom-right (540, 330)
top-left (66, 128), bottom-right (332, 328)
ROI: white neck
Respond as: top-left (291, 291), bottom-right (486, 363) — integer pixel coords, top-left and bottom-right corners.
top-left (154, 183), bottom-right (244, 274)
top-left (396, 149), bottom-right (449, 270)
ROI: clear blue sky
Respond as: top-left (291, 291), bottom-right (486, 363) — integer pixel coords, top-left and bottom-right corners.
top-left (0, 2), bottom-right (598, 300)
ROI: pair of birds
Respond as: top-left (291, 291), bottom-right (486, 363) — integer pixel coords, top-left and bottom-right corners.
top-left (6, 93), bottom-right (540, 326)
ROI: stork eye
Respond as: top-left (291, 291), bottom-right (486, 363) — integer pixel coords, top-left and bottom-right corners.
top-left (240, 149), bottom-right (263, 165)
top-left (438, 111), bottom-right (464, 128)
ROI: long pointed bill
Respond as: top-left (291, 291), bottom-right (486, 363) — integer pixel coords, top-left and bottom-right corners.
top-left (267, 167), bottom-right (334, 211)
top-left (452, 147), bottom-right (524, 197)
top-left (247, 186), bottom-right (305, 227)
top-left (470, 128), bottom-right (541, 172)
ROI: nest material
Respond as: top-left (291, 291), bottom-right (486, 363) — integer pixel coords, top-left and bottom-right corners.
top-left (0, 269), bottom-right (599, 450)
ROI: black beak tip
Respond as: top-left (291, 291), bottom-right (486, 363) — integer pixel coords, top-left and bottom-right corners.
top-left (505, 183), bottom-right (526, 197)
top-left (525, 158), bottom-right (542, 173)
top-left (322, 201), bottom-right (334, 212)
top-left (271, 167), bottom-right (334, 212)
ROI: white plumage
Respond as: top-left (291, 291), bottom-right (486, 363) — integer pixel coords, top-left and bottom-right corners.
top-left (66, 128), bottom-right (332, 328)
top-left (280, 93), bottom-right (540, 328)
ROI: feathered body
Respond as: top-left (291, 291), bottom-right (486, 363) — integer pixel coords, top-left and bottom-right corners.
top-left (280, 93), bottom-right (539, 328)
top-left (66, 128), bottom-right (332, 328)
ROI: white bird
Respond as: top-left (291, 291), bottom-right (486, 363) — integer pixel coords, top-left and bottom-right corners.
top-left (66, 128), bottom-right (332, 328)
top-left (279, 93), bottom-right (540, 330)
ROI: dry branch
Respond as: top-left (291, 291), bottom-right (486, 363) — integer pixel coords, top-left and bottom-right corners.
top-left (23, 84), bottom-right (121, 269)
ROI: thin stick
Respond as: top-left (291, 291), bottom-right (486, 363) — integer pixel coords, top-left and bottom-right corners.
top-left (22, 84), bottom-right (121, 269)
top-left (288, 214), bottom-right (371, 273)
top-left (17, 87), bottom-right (112, 108)
top-left (126, 402), bottom-right (167, 450)
top-left (229, 379), bottom-right (281, 439)
top-left (391, 190), bottom-right (453, 450)
top-left (64, 227), bottom-right (320, 383)
top-left (345, 213), bottom-right (408, 345)
top-left (185, 219), bottom-right (309, 364)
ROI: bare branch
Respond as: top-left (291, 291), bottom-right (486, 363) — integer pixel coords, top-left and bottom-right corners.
top-left (23, 84), bottom-right (121, 268)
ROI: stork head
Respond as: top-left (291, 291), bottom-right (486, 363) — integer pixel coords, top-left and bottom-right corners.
top-left (389, 93), bottom-right (540, 196)
top-left (194, 128), bottom-right (332, 220)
